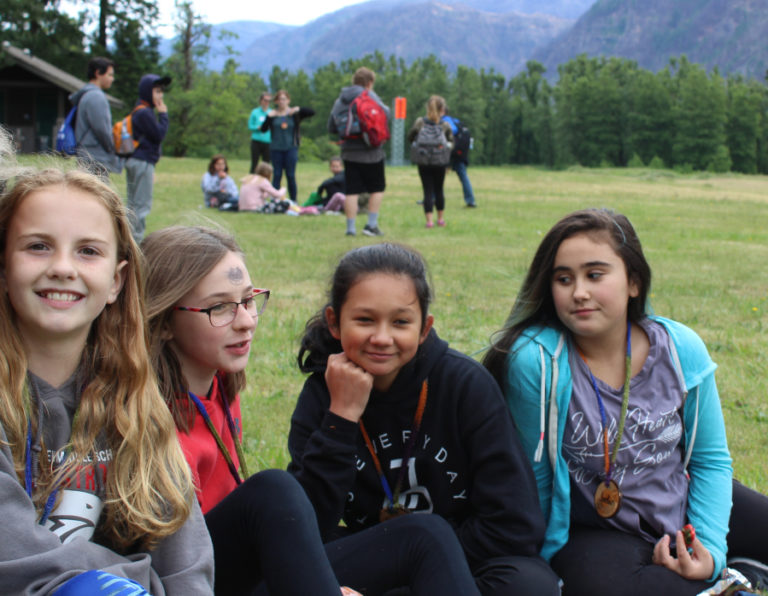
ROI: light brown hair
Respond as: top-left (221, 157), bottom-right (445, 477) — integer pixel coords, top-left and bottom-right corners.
top-left (142, 226), bottom-right (247, 432)
top-left (0, 162), bottom-right (193, 551)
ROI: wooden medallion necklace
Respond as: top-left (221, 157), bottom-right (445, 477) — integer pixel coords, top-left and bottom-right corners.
top-left (359, 380), bottom-right (428, 522)
top-left (577, 321), bottom-right (632, 519)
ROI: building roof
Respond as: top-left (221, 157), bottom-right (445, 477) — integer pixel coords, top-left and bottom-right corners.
top-left (1, 42), bottom-right (124, 109)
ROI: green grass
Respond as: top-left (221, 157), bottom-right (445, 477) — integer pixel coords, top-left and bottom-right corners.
top-left (139, 158), bottom-right (768, 493)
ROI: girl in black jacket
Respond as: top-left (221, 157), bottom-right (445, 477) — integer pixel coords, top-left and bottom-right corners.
top-left (290, 242), bottom-right (560, 596)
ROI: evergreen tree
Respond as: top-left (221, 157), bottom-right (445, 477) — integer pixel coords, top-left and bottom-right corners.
top-left (726, 76), bottom-right (762, 174)
top-left (671, 57), bottom-right (728, 170)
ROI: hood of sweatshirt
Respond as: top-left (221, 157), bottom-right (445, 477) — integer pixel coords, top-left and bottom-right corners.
top-left (137, 74), bottom-right (171, 105)
top-left (339, 84), bottom-right (365, 104)
top-left (68, 83), bottom-right (99, 106)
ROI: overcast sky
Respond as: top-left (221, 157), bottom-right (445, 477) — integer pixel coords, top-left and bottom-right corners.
top-left (61, 0), bottom-right (369, 35)
top-left (163, 0), bottom-right (367, 27)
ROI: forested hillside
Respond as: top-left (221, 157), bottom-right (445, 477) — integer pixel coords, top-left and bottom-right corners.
top-left (534, 0), bottom-right (768, 79)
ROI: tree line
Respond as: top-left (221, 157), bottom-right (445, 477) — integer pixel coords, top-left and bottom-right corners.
top-left (2, 1), bottom-right (766, 173)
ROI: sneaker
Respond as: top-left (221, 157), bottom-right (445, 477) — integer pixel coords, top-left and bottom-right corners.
top-left (465, 202), bottom-right (477, 208)
top-left (729, 558), bottom-right (768, 590)
top-left (346, 230), bottom-right (356, 236)
top-left (437, 219), bottom-right (446, 227)
top-left (362, 225), bottom-right (383, 237)
top-left (425, 221), bottom-right (434, 229)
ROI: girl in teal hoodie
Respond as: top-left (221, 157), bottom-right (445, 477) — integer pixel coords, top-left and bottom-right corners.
top-left (484, 208), bottom-right (766, 595)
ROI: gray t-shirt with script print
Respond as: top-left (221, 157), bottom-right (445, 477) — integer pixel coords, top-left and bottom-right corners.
top-left (564, 318), bottom-right (689, 543)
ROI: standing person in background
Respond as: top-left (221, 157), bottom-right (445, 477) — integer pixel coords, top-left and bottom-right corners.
top-left (408, 95), bottom-right (452, 229)
top-left (442, 109), bottom-right (477, 208)
top-left (70, 56), bottom-right (121, 177)
top-left (125, 73), bottom-right (170, 243)
top-left (248, 92), bottom-right (272, 173)
top-left (329, 67), bottom-right (389, 237)
top-left (260, 90), bottom-right (314, 202)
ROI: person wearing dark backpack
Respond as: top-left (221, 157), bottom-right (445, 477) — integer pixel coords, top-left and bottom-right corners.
top-left (125, 73), bottom-right (171, 242)
top-left (328, 67), bottom-right (390, 237)
top-left (69, 57), bottom-right (121, 178)
top-left (442, 110), bottom-right (477, 208)
top-left (408, 95), bottom-right (453, 229)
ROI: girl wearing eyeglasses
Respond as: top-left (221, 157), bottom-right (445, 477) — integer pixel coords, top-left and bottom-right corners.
top-left (142, 226), bottom-right (478, 596)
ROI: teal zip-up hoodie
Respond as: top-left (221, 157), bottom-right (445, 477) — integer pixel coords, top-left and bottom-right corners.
top-left (503, 316), bottom-right (732, 580)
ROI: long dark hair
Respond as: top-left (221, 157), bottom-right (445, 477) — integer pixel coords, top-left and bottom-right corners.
top-left (298, 243), bottom-right (433, 373)
top-left (483, 208), bottom-right (651, 387)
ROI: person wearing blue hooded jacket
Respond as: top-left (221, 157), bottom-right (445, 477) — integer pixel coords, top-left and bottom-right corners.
top-left (125, 73), bottom-right (171, 242)
top-left (484, 208), bottom-right (768, 595)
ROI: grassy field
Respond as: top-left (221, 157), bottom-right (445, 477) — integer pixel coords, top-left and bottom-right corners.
top-left (136, 157), bottom-right (768, 493)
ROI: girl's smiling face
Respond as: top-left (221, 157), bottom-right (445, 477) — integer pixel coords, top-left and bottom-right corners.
top-left (3, 185), bottom-right (126, 354)
top-left (326, 273), bottom-right (433, 392)
top-left (551, 232), bottom-right (638, 344)
top-left (167, 251), bottom-right (257, 396)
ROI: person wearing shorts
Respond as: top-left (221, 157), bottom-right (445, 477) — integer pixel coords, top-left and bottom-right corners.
top-left (328, 67), bottom-right (389, 237)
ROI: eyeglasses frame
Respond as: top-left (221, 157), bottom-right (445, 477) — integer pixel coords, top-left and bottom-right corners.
top-left (173, 288), bottom-right (270, 327)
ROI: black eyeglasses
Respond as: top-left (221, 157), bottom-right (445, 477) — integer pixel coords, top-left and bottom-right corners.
top-left (174, 288), bottom-right (270, 327)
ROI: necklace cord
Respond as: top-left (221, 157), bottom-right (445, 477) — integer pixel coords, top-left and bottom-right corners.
top-left (577, 321), bottom-right (632, 485)
top-left (359, 380), bottom-right (428, 511)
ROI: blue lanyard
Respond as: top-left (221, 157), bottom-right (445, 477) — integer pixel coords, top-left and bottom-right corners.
top-left (578, 321), bottom-right (632, 485)
top-left (187, 376), bottom-right (248, 485)
top-left (25, 419), bottom-right (59, 524)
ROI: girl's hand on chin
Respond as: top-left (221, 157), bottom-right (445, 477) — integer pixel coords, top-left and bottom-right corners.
top-left (326, 352), bottom-right (372, 423)
top-left (652, 531), bottom-right (714, 580)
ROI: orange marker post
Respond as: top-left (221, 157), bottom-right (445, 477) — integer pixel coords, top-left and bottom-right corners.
top-left (394, 97), bottom-right (407, 120)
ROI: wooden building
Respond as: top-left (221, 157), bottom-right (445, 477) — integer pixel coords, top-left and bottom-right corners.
top-left (0, 42), bottom-right (123, 153)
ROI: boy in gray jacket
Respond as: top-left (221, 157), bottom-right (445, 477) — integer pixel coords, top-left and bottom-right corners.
top-left (70, 57), bottom-right (121, 176)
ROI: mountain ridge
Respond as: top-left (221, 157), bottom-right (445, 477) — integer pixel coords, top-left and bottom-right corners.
top-left (163, 0), bottom-right (767, 80)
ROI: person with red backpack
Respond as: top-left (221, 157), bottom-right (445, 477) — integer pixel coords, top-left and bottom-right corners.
top-left (328, 67), bottom-right (390, 237)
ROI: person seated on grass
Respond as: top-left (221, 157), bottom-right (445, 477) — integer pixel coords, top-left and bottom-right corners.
top-left (0, 134), bottom-right (212, 595)
top-left (142, 226), bottom-right (480, 596)
top-left (289, 242), bottom-right (561, 596)
top-left (239, 162), bottom-right (288, 212)
top-left (483, 208), bottom-right (768, 595)
top-left (202, 154), bottom-right (238, 209)
top-left (316, 156), bottom-right (346, 213)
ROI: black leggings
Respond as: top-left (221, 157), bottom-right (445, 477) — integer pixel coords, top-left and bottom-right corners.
top-left (550, 480), bottom-right (768, 596)
top-left (205, 469), bottom-right (339, 595)
top-left (417, 165), bottom-right (446, 213)
top-left (205, 469), bottom-right (479, 596)
top-left (249, 140), bottom-right (270, 173)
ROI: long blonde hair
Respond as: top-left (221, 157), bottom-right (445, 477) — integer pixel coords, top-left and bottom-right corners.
top-left (142, 226), bottom-right (246, 432)
top-left (0, 165), bottom-right (193, 552)
top-left (426, 95), bottom-right (446, 123)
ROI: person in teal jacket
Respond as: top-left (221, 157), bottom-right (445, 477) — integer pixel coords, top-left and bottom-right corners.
top-left (484, 209), bottom-right (767, 595)
top-left (248, 92), bottom-right (272, 173)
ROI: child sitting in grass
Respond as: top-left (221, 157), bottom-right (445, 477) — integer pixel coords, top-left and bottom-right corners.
top-left (239, 163), bottom-right (287, 212)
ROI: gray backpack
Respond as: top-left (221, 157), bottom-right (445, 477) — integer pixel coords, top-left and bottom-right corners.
top-left (410, 119), bottom-right (450, 166)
